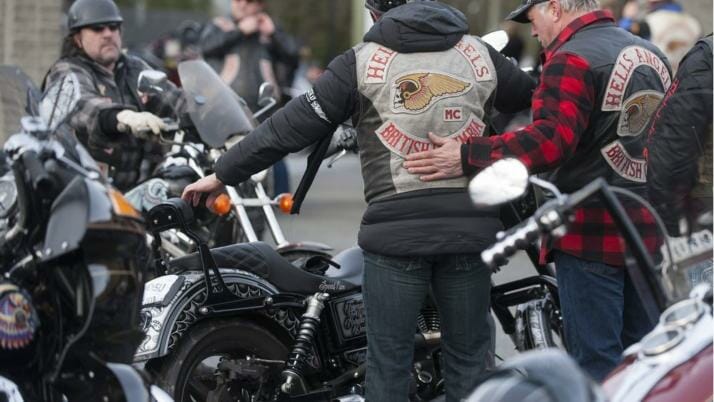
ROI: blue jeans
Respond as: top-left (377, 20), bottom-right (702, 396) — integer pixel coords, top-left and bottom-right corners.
top-left (362, 252), bottom-right (492, 402)
top-left (554, 251), bottom-right (655, 381)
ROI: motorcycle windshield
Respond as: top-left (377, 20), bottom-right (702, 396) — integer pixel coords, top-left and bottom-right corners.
top-left (178, 60), bottom-right (256, 148)
top-left (0, 65), bottom-right (41, 139)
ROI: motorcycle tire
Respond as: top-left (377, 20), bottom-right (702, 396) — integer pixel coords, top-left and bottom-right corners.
top-left (514, 295), bottom-right (564, 351)
top-left (149, 319), bottom-right (289, 402)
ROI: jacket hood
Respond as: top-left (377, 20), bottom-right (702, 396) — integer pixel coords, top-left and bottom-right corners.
top-left (363, 1), bottom-right (469, 53)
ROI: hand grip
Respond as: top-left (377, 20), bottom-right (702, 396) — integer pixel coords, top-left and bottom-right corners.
top-left (481, 218), bottom-right (541, 270)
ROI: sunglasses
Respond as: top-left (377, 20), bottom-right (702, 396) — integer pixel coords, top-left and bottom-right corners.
top-left (89, 23), bottom-right (121, 33)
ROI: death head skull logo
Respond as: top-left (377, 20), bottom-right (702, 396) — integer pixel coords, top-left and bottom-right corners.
top-left (392, 72), bottom-right (471, 113)
top-left (618, 90), bottom-right (663, 136)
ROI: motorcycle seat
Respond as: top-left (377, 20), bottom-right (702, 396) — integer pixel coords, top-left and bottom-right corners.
top-left (324, 246), bottom-right (364, 288)
top-left (168, 242), bottom-right (360, 294)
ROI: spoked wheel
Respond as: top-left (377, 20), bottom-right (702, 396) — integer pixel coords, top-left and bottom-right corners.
top-left (151, 319), bottom-right (289, 402)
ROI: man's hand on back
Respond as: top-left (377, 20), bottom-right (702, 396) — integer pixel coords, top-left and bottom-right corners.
top-left (403, 132), bottom-right (464, 181)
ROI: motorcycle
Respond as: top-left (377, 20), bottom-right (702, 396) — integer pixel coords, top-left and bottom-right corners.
top-left (136, 197), bottom-right (442, 401)
top-left (125, 61), bottom-right (332, 264)
top-left (0, 70), bottom-right (172, 401)
top-left (465, 158), bottom-right (712, 402)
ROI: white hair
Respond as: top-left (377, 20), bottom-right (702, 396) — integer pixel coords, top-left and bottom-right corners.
top-left (536, 0), bottom-right (601, 13)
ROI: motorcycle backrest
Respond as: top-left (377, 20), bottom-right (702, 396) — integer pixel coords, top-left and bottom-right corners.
top-left (146, 198), bottom-right (194, 233)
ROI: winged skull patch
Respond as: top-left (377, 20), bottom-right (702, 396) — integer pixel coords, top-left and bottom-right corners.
top-left (392, 72), bottom-right (471, 114)
top-left (0, 284), bottom-right (38, 350)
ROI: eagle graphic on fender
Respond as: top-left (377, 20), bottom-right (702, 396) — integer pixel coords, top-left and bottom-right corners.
top-left (393, 72), bottom-right (471, 112)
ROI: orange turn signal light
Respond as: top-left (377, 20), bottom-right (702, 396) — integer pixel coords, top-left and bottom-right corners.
top-left (210, 193), bottom-right (232, 216)
top-left (277, 193), bottom-right (294, 214)
top-left (109, 188), bottom-right (141, 219)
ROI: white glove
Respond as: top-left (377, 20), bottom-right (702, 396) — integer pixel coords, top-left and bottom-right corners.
top-left (116, 110), bottom-right (166, 136)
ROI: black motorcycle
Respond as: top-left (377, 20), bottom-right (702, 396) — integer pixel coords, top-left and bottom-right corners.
top-left (0, 69), bottom-right (172, 401)
top-left (136, 197), bottom-right (442, 402)
top-left (136, 190), bottom-right (563, 402)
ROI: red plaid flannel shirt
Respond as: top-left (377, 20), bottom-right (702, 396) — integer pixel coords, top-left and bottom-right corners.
top-left (463, 10), bottom-right (659, 267)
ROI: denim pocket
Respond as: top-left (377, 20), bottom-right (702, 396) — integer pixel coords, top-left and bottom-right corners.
top-left (580, 260), bottom-right (621, 278)
top-left (453, 255), bottom-right (489, 273)
top-left (364, 251), bottom-right (422, 272)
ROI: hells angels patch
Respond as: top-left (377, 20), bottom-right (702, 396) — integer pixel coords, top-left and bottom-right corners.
top-left (602, 45), bottom-right (670, 112)
top-left (617, 90), bottom-right (663, 136)
top-left (375, 115), bottom-right (486, 159)
top-left (391, 71), bottom-right (471, 114)
top-left (601, 140), bottom-right (647, 183)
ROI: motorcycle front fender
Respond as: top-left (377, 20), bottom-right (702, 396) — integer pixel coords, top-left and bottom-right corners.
top-left (134, 268), bottom-right (279, 362)
top-left (0, 375), bottom-right (24, 402)
top-left (105, 363), bottom-right (175, 401)
top-left (104, 363), bottom-right (150, 402)
top-left (56, 359), bottom-right (165, 402)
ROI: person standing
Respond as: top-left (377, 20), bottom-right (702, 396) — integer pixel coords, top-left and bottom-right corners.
top-left (182, 1), bottom-right (536, 400)
top-left (646, 35), bottom-right (712, 236)
top-left (644, 0), bottom-right (701, 72)
top-left (200, 0), bottom-right (299, 111)
top-left (404, 0), bottom-right (672, 381)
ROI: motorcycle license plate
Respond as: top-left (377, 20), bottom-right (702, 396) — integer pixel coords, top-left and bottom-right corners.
top-left (142, 275), bottom-right (184, 307)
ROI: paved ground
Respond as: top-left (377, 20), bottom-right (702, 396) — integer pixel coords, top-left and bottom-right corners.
top-left (273, 153), bottom-right (540, 364)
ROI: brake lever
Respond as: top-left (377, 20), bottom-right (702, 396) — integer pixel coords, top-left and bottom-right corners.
top-left (327, 149), bottom-right (348, 168)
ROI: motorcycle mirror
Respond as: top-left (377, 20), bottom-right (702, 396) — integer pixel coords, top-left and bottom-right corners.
top-left (257, 82), bottom-right (275, 107)
top-left (138, 69), bottom-right (168, 95)
top-left (468, 158), bottom-right (529, 207)
top-left (482, 30), bottom-right (509, 52)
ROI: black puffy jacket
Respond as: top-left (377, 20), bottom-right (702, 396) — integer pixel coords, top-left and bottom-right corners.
top-left (646, 35), bottom-right (713, 235)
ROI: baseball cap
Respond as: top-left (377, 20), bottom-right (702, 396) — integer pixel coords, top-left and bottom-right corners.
top-left (506, 0), bottom-right (549, 23)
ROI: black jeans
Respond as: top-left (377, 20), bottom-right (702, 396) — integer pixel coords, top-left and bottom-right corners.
top-left (362, 252), bottom-right (492, 402)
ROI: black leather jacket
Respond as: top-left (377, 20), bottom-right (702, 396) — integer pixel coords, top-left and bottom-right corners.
top-left (44, 53), bottom-right (185, 191)
top-left (646, 35), bottom-right (713, 235)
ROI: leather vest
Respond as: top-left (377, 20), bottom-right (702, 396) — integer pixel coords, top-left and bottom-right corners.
top-left (551, 23), bottom-right (671, 194)
top-left (354, 36), bottom-right (497, 202)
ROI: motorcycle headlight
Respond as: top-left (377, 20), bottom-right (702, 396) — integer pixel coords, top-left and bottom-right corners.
top-left (659, 298), bottom-right (705, 328)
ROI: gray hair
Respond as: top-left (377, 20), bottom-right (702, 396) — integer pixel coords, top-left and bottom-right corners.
top-left (536, 0), bottom-right (601, 13)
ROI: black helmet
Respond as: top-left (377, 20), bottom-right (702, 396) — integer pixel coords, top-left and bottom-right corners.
top-left (365, 0), bottom-right (409, 13)
top-left (67, 0), bottom-right (123, 31)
